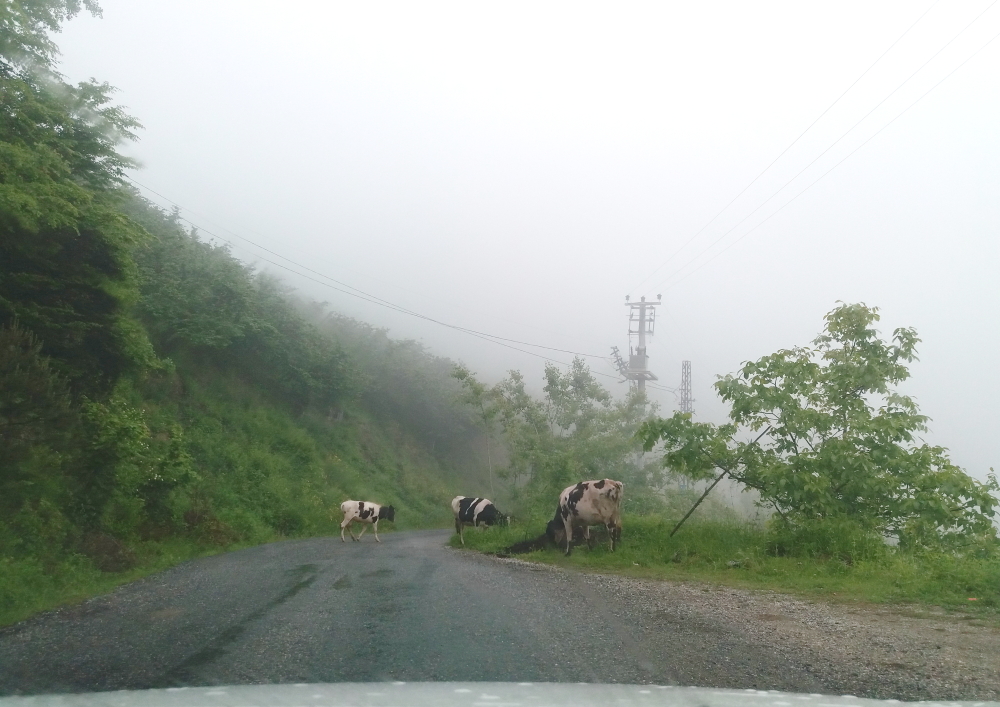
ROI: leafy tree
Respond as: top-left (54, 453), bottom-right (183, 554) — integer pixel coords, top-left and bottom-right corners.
top-left (131, 212), bottom-right (260, 352)
top-left (637, 303), bottom-right (998, 550)
top-left (311, 307), bottom-right (479, 458)
top-left (0, 0), bottom-right (152, 395)
top-left (128, 199), bottom-right (357, 412)
top-left (456, 358), bottom-right (655, 517)
top-left (1, 0), bottom-right (102, 71)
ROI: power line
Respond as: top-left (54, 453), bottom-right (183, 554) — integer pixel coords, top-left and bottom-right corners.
top-left (627, 0), bottom-right (941, 296)
top-left (129, 178), bottom-right (599, 351)
top-left (650, 0), bottom-right (999, 293)
top-left (660, 23), bottom-right (1000, 292)
top-left (648, 383), bottom-right (677, 394)
top-left (125, 177), bottom-right (626, 382)
top-left (127, 177), bottom-right (608, 359)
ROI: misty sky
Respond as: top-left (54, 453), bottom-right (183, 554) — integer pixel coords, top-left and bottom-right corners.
top-left (54, 1), bottom-right (999, 479)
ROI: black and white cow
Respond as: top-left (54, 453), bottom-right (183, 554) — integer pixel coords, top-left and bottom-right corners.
top-left (546, 479), bottom-right (623, 556)
top-left (451, 496), bottom-right (506, 545)
top-left (340, 500), bottom-right (395, 542)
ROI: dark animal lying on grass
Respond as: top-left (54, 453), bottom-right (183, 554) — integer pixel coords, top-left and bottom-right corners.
top-left (501, 526), bottom-right (599, 555)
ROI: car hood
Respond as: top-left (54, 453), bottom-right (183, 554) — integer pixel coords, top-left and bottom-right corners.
top-left (0, 682), bottom-right (990, 707)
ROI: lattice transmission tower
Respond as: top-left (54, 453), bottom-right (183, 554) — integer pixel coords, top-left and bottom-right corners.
top-left (678, 360), bottom-right (695, 414)
top-left (612, 295), bottom-right (661, 394)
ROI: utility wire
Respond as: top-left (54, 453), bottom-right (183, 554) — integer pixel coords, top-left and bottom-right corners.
top-left (126, 176), bottom-right (610, 362)
top-left (127, 179), bottom-right (632, 387)
top-left (627, 0), bottom-right (941, 296)
top-left (651, 0), bottom-right (999, 293)
top-left (129, 178), bottom-right (598, 351)
top-left (661, 23), bottom-right (1000, 292)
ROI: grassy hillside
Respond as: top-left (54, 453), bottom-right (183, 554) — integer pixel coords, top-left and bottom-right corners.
top-left (1, 350), bottom-right (465, 626)
top-left (1, 135), bottom-right (486, 626)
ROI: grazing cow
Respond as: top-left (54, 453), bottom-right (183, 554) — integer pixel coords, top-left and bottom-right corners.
top-left (340, 500), bottom-right (395, 542)
top-left (451, 496), bottom-right (506, 545)
top-left (546, 479), bottom-right (623, 556)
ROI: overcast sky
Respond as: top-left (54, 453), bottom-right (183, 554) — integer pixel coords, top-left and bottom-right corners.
top-left (55, 1), bottom-right (999, 478)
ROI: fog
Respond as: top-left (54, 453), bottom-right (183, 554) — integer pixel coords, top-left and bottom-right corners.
top-left (55, 1), bottom-right (999, 479)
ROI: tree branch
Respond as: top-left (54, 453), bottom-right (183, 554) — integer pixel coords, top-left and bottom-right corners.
top-left (670, 467), bottom-right (730, 537)
top-left (669, 426), bottom-right (772, 537)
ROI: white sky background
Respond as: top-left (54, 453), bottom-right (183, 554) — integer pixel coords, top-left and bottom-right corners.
top-left (55, 1), bottom-right (999, 479)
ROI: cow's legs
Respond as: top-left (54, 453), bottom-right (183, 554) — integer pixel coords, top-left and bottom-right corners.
top-left (357, 524), bottom-right (367, 541)
top-left (456, 519), bottom-right (465, 546)
top-left (608, 521), bottom-right (621, 551)
top-left (583, 525), bottom-right (595, 550)
top-left (373, 520), bottom-right (380, 543)
top-left (340, 517), bottom-right (352, 542)
top-left (563, 518), bottom-right (574, 556)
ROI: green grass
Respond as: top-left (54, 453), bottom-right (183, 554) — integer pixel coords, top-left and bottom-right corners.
top-left (451, 515), bottom-right (1000, 613)
top-left (0, 536), bottom-right (257, 626)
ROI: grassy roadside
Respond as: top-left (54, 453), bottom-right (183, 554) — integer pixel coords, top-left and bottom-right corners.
top-left (0, 537), bottom-right (255, 627)
top-left (450, 516), bottom-right (1000, 613)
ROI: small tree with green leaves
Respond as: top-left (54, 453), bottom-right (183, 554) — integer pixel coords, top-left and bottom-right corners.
top-left (456, 358), bottom-right (657, 520)
top-left (637, 303), bottom-right (998, 552)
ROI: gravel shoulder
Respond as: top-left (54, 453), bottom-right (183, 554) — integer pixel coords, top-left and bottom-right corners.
top-left (495, 555), bottom-right (1000, 702)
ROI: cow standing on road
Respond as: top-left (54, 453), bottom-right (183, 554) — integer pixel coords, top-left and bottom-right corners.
top-left (340, 500), bottom-right (395, 542)
top-left (546, 479), bottom-right (623, 556)
top-left (451, 496), bottom-right (506, 545)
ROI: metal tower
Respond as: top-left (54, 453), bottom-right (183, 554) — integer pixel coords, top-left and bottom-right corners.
top-left (621, 295), bottom-right (661, 394)
top-left (679, 360), bottom-right (694, 414)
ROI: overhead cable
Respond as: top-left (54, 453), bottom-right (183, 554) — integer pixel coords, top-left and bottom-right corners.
top-left (661, 23), bottom-right (1000, 292)
top-left (627, 0), bottom-right (942, 296)
top-left (125, 179), bottom-right (636, 388)
top-left (126, 176), bottom-right (609, 361)
top-left (651, 0), bottom-right (999, 293)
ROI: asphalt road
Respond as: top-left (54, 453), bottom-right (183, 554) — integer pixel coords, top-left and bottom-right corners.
top-left (0, 530), bottom-right (832, 695)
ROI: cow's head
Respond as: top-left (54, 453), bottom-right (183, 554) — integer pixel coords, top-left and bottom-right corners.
top-left (545, 518), bottom-right (566, 545)
top-left (379, 505), bottom-right (396, 522)
top-left (479, 504), bottom-right (506, 527)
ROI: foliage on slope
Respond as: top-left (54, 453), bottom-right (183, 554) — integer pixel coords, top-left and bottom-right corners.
top-left (0, 1), bottom-right (482, 625)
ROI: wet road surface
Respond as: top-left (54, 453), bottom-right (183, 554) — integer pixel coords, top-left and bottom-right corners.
top-left (0, 530), bottom-right (831, 695)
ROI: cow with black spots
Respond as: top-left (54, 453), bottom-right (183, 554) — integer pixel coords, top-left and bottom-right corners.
top-left (545, 479), bottom-right (623, 555)
top-left (340, 500), bottom-right (395, 542)
top-left (451, 496), bottom-right (506, 545)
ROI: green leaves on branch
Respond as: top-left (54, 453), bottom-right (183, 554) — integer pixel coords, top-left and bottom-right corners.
top-left (1, 0), bottom-right (102, 72)
top-left (456, 358), bottom-right (655, 517)
top-left (636, 413), bottom-right (737, 481)
top-left (637, 303), bottom-right (998, 550)
top-left (1, 4), bottom-right (150, 396)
